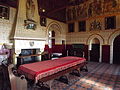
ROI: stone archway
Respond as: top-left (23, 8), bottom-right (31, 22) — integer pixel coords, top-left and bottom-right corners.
top-left (86, 34), bottom-right (104, 62)
top-left (47, 22), bottom-right (62, 47)
top-left (113, 35), bottom-right (120, 64)
top-left (90, 38), bottom-right (100, 62)
top-left (108, 30), bottom-right (120, 64)
top-left (46, 21), bottom-right (64, 53)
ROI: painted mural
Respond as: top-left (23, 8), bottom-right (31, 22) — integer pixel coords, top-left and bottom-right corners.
top-left (66, 0), bottom-right (120, 21)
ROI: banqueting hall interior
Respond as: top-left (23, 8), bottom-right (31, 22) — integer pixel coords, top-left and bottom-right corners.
top-left (0, 0), bottom-right (120, 90)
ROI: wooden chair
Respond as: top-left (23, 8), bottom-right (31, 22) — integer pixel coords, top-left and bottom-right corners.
top-left (2, 60), bottom-right (27, 90)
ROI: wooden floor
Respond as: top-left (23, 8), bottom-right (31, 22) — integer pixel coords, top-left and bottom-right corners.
top-left (0, 62), bottom-right (120, 90)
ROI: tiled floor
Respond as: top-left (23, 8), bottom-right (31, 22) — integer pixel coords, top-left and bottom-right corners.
top-left (0, 62), bottom-right (120, 90)
top-left (51, 62), bottom-right (120, 90)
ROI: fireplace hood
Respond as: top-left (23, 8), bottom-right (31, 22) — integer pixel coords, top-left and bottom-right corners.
top-left (12, 0), bottom-right (46, 40)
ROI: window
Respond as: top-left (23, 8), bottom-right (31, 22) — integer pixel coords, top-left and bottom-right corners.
top-left (52, 31), bottom-right (55, 37)
top-left (48, 31), bottom-right (55, 48)
top-left (40, 16), bottom-right (46, 27)
top-left (79, 21), bottom-right (86, 32)
top-left (48, 31), bottom-right (52, 48)
top-left (105, 16), bottom-right (116, 30)
top-left (62, 40), bottom-right (65, 45)
top-left (0, 5), bottom-right (9, 20)
top-left (68, 23), bottom-right (74, 32)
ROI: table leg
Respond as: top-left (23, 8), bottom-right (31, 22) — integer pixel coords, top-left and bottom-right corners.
top-left (55, 74), bottom-right (69, 84)
top-left (70, 69), bottom-right (81, 77)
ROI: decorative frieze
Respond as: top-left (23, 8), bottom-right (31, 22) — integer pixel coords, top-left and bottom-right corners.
top-left (66, 0), bottom-right (120, 21)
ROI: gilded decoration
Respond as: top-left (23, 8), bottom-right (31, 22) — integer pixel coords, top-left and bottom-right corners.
top-left (89, 20), bottom-right (102, 31)
top-left (66, 0), bottom-right (120, 21)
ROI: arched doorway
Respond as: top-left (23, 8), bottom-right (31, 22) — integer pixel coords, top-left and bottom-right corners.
top-left (90, 38), bottom-right (100, 62)
top-left (113, 35), bottom-right (120, 64)
top-left (87, 34), bottom-right (104, 62)
top-left (47, 22), bottom-right (63, 53)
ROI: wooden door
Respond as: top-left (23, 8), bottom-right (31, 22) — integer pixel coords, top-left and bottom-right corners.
top-left (113, 35), bottom-right (120, 64)
top-left (90, 44), bottom-right (100, 62)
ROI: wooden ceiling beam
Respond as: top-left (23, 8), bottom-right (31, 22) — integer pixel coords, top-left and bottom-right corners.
top-left (47, 5), bottom-right (67, 14)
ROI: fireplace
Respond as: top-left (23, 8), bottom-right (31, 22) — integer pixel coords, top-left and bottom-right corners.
top-left (17, 49), bottom-right (40, 68)
top-left (12, 39), bottom-right (46, 66)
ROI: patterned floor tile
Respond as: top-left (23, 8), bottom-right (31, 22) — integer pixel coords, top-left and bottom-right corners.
top-left (106, 85), bottom-right (114, 89)
top-left (75, 87), bottom-right (86, 90)
top-left (0, 62), bottom-right (120, 90)
top-left (92, 86), bottom-right (104, 90)
top-left (107, 81), bottom-right (115, 85)
top-left (98, 79), bottom-right (108, 83)
top-left (115, 84), bottom-right (120, 87)
top-left (114, 87), bottom-right (120, 90)
top-left (116, 81), bottom-right (120, 84)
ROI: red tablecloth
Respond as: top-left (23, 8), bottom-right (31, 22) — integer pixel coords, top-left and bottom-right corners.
top-left (18, 56), bottom-right (86, 83)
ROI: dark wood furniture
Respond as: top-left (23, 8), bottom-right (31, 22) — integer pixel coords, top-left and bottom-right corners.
top-left (18, 56), bottom-right (88, 89)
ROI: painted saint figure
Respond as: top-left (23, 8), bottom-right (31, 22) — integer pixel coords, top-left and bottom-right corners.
top-left (26, 0), bottom-right (35, 20)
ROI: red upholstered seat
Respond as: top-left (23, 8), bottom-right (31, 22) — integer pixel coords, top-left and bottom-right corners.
top-left (18, 56), bottom-right (86, 83)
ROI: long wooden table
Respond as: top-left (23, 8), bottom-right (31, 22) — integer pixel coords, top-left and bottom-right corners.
top-left (18, 56), bottom-right (87, 88)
